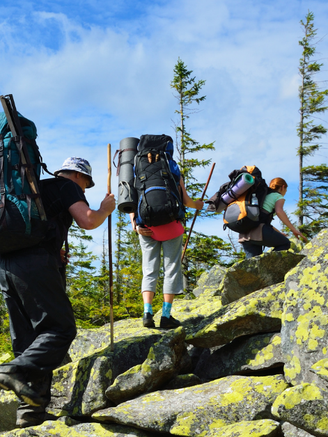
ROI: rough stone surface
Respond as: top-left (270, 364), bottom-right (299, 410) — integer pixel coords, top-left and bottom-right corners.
top-left (281, 421), bottom-right (316, 436)
top-left (185, 282), bottom-right (285, 348)
top-left (192, 264), bottom-right (226, 297)
top-left (203, 419), bottom-right (282, 437)
top-left (194, 332), bottom-right (283, 380)
top-left (94, 375), bottom-right (288, 436)
top-left (0, 416), bottom-right (156, 436)
top-left (48, 330), bottom-right (167, 417)
top-left (282, 230), bottom-right (328, 389)
top-left (219, 251), bottom-right (304, 305)
top-left (105, 327), bottom-right (187, 404)
top-left (272, 382), bottom-right (328, 436)
top-left (2, 236), bottom-right (328, 437)
top-left (0, 392), bottom-right (18, 433)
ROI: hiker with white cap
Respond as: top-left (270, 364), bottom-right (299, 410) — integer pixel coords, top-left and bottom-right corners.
top-left (0, 157), bottom-right (115, 428)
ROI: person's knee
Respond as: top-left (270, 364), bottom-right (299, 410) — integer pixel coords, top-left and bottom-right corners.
top-left (67, 324), bottom-right (77, 343)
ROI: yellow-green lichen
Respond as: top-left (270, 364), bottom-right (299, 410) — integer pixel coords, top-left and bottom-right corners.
top-left (273, 383), bottom-right (323, 413)
top-left (206, 419), bottom-right (279, 437)
top-left (284, 355), bottom-right (302, 383)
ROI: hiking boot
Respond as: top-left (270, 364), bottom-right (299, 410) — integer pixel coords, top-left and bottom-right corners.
top-left (160, 316), bottom-right (181, 329)
top-left (143, 312), bottom-right (155, 328)
top-left (0, 367), bottom-right (43, 407)
top-left (16, 411), bottom-right (46, 428)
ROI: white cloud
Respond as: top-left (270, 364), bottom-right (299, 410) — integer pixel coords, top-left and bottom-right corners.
top-left (0, 0), bottom-right (328, 264)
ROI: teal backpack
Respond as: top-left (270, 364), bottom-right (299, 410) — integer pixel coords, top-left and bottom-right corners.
top-left (0, 94), bottom-right (49, 254)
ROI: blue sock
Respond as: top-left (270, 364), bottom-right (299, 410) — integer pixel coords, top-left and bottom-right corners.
top-left (144, 303), bottom-right (153, 315)
top-left (162, 302), bottom-right (172, 319)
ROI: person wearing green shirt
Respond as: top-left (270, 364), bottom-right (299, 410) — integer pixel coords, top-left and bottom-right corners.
top-left (239, 177), bottom-right (307, 258)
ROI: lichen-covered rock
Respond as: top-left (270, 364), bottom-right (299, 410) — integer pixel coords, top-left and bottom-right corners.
top-left (161, 292), bottom-right (224, 333)
top-left (0, 391), bottom-right (18, 432)
top-left (69, 318), bottom-right (161, 362)
top-left (194, 333), bottom-right (283, 380)
top-left (192, 264), bottom-right (226, 297)
top-left (185, 283), bottom-right (285, 348)
top-left (0, 416), bottom-right (153, 436)
top-left (48, 332), bottom-right (164, 417)
top-left (281, 421), bottom-right (317, 437)
top-left (203, 419), bottom-right (281, 437)
top-left (272, 382), bottom-right (328, 436)
top-left (93, 375), bottom-right (288, 436)
top-left (0, 353), bottom-right (11, 365)
top-left (162, 373), bottom-right (202, 390)
top-left (311, 359), bottom-right (328, 383)
top-left (281, 229), bottom-right (328, 389)
top-left (218, 251), bottom-right (304, 305)
top-left (290, 237), bottom-right (305, 253)
top-left (105, 327), bottom-right (187, 404)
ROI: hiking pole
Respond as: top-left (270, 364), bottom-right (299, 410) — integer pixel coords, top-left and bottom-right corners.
top-left (107, 144), bottom-right (114, 352)
top-left (181, 162), bottom-right (216, 262)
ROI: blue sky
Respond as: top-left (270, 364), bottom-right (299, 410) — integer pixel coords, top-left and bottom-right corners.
top-left (1, 0), bottom-right (327, 257)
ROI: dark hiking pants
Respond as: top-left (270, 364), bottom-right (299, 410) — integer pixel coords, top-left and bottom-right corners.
top-left (0, 246), bottom-right (76, 379)
top-left (241, 224), bottom-right (291, 258)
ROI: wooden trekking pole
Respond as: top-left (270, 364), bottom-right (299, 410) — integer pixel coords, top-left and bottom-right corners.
top-left (107, 144), bottom-right (114, 351)
top-left (181, 162), bottom-right (216, 262)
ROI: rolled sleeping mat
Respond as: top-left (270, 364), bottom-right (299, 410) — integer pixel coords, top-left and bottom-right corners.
top-left (216, 173), bottom-right (255, 213)
top-left (117, 137), bottom-right (139, 213)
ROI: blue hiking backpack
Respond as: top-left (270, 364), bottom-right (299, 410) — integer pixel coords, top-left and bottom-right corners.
top-left (0, 94), bottom-right (49, 254)
top-left (134, 134), bottom-right (185, 227)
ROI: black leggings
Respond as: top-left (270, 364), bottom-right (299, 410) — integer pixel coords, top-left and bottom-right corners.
top-left (242, 224), bottom-right (291, 258)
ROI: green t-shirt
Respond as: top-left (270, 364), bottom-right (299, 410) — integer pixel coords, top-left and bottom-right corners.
top-left (262, 192), bottom-right (283, 213)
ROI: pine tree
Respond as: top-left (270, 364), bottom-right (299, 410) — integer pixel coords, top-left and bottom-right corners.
top-left (296, 11), bottom-right (328, 236)
top-left (171, 58), bottom-right (232, 291)
top-left (171, 58), bottom-right (215, 201)
top-left (114, 210), bottom-right (129, 305)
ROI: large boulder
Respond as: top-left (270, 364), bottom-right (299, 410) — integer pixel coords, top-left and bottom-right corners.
top-left (218, 251), bottom-right (304, 305)
top-left (105, 326), bottom-right (187, 404)
top-left (185, 282), bottom-right (285, 348)
top-left (194, 332), bottom-right (283, 380)
top-left (93, 375), bottom-right (288, 436)
top-left (272, 382), bottom-right (328, 436)
top-left (281, 229), bottom-right (328, 389)
top-left (48, 323), bottom-right (169, 417)
top-left (0, 391), bottom-right (18, 433)
top-left (2, 236), bottom-right (328, 436)
top-left (192, 264), bottom-right (226, 297)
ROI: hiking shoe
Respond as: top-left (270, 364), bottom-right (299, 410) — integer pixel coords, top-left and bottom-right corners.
top-left (16, 412), bottom-right (45, 428)
top-left (160, 316), bottom-right (181, 329)
top-left (143, 312), bottom-right (155, 328)
top-left (0, 369), bottom-right (43, 407)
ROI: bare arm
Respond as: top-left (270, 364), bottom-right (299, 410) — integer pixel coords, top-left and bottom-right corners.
top-left (179, 177), bottom-right (204, 210)
top-left (275, 199), bottom-right (308, 241)
top-left (69, 193), bottom-right (115, 230)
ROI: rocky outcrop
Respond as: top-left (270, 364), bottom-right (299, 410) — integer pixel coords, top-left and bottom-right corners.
top-left (2, 232), bottom-right (328, 436)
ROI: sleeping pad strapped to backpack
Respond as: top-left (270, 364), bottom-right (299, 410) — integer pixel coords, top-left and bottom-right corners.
top-left (222, 165), bottom-right (273, 233)
top-left (134, 134), bottom-right (185, 227)
top-left (0, 94), bottom-right (49, 254)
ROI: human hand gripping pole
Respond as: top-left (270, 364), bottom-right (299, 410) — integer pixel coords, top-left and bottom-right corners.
top-left (181, 163), bottom-right (216, 262)
top-left (107, 144), bottom-right (114, 351)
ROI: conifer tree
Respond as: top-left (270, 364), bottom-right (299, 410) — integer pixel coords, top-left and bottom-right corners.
top-left (171, 58), bottom-right (231, 290)
top-left (171, 58), bottom-right (215, 201)
top-left (114, 210), bottom-right (129, 305)
top-left (296, 11), bottom-right (328, 236)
